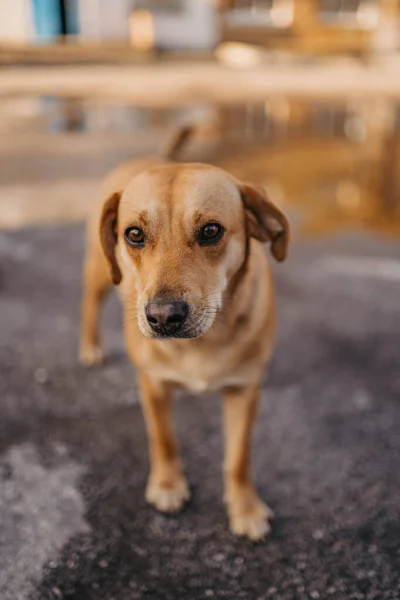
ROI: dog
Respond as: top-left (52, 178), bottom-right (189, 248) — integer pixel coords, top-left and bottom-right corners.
top-left (79, 127), bottom-right (290, 541)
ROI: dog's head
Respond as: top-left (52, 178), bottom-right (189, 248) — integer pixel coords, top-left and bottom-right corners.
top-left (100, 163), bottom-right (289, 340)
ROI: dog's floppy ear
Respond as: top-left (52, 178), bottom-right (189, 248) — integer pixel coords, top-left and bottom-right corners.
top-left (239, 182), bottom-right (290, 262)
top-left (99, 192), bottom-right (122, 285)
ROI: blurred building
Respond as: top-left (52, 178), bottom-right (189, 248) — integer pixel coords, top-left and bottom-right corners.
top-left (78, 0), bottom-right (218, 49)
top-left (219, 0), bottom-right (400, 55)
top-left (1, 0), bottom-right (399, 55)
top-left (0, 0), bottom-right (218, 49)
top-left (0, 0), bottom-right (34, 42)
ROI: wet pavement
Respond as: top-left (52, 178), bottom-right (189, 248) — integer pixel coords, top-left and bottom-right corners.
top-left (1, 223), bottom-right (400, 600)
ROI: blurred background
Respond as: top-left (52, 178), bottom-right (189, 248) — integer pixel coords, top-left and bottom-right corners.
top-left (1, 0), bottom-right (400, 234)
top-left (1, 3), bottom-right (400, 600)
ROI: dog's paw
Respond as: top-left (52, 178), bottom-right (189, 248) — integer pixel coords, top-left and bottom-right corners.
top-left (226, 486), bottom-right (274, 542)
top-left (79, 343), bottom-right (104, 367)
top-left (146, 475), bottom-right (190, 513)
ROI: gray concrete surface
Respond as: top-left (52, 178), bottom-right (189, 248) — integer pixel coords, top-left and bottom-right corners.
top-left (0, 225), bottom-right (399, 600)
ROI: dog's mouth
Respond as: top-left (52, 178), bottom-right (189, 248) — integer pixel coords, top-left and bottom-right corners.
top-left (138, 300), bottom-right (217, 340)
top-left (143, 327), bottom-right (204, 340)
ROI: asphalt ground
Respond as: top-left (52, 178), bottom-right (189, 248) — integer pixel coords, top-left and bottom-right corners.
top-left (0, 225), bottom-right (399, 600)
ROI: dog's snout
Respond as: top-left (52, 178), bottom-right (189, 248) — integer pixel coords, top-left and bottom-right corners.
top-left (145, 301), bottom-right (188, 335)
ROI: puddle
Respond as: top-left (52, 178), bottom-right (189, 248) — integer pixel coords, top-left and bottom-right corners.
top-left (0, 94), bottom-right (399, 236)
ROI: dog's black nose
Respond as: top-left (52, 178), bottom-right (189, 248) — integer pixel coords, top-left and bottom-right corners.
top-left (145, 301), bottom-right (188, 335)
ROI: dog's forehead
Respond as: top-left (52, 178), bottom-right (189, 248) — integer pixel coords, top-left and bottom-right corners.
top-left (177, 167), bottom-right (241, 214)
top-left (121, 164), bottom-right (241, 217)
top-left (121, 168), bottom-right (169, 206)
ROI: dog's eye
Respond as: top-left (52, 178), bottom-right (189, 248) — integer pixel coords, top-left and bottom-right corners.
top-left (125, 227), bottom-right (145, 247)
top-left (199, 223), bottom-right (224, 246)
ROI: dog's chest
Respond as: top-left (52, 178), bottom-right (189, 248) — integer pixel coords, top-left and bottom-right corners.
top-left (148, 347), bottom-right (253, 394)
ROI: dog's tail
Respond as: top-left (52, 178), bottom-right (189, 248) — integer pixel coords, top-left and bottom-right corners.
top-left (160, 125), bottom-right (195, 161)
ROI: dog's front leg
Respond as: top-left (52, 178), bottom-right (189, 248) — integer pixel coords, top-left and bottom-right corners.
top-left (223, 385), bottom-right (274, 541)
top-left (139, 372), bottom-right (189, 513)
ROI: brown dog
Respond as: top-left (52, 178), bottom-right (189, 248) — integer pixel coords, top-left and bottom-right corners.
top-left (80, 129), bottom-right (289, 541)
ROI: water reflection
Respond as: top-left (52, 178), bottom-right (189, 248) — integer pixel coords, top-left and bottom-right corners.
top-left (0, 94), bottom-right (399, 236)
top-left (215, 98), bottom-right (400, 237)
